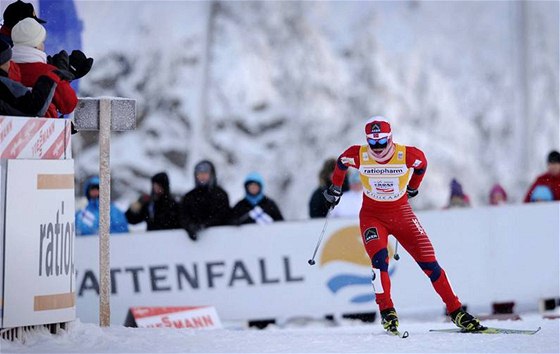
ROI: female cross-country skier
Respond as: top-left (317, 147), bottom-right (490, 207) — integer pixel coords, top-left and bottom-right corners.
top-left (323, 116), bottom-right (485, 335)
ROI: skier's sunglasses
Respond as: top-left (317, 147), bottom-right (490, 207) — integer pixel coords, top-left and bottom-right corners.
top-left (367, 137), bottom-right (388, 147)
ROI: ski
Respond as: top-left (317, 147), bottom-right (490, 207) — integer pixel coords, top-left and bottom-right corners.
top-left (429, 326), bottom-right (541, 335)
top-left (386, 328), bottom-right (409, 338)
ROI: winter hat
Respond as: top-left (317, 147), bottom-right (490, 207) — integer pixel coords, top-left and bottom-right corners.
top-left (151, 172), bottom-right (170, 194)
top-left (365, 116), bottom-right (392, 141)
top-left (364, 116), bottom-right (395, 161)
top-left (193, 160), bottom-right (216, 188)
top-left (195, 161), bottom-right (212, 173)
top-left (244, 172), bottom-right (265, 206)
top-left (489, 184), bottom-right (507, 204)
top-left (83, 176), bottom-right (100, 200)
top-left (11, 18), bottom-right (46, 48)
top-left (548, 150), bottom-right (560, 164)
top-left (0, 39), bottom-right (12, 65)
top-left (530, 185), bottom-right (553, 202)
top-left (2, 0), bottom-right (46, 29)
top-left (244, 172), bottom-right (264, 191)
top-left (450, 179), bottom-right (464, 197)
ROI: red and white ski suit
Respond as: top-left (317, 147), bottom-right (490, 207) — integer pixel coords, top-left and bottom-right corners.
top-left (332, 143), bottom-right (462, 314)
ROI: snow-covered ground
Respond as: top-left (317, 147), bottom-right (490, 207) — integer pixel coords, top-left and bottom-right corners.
top-left (1, 313), bottom-right (558, 353)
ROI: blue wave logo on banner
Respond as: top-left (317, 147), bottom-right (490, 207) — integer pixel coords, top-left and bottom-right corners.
top-left (319, 226), bottom-right (396, 304)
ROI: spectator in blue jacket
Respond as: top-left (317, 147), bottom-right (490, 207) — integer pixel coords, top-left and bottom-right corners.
top-left (75, 176), bottom-right (129, 236)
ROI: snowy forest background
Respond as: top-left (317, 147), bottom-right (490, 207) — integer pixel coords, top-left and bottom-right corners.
top-left (69, 1), bottom-right (558, 220)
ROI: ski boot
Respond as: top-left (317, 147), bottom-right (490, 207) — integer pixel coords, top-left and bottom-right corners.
top-left (381, 308), bottom-right (399, 333)
top-left (450, 308), bottom-right (486, 332)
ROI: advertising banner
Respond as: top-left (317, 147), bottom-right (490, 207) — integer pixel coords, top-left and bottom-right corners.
top-left (74, 203), bottom-right (559, 325)
top-left (0, 116), bottom-right (72, 160)
top-left (127, 306), bottom-right (222, 329)
top-left (3, 159), bottom-right (76, 327)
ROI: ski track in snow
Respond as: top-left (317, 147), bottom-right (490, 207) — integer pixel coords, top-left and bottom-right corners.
top-left (1, 314), bottom-right (558, 353)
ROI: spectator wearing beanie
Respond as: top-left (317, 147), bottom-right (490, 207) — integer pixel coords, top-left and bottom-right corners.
top-left (524, 150), bottom-right (560, 202)
top-left (0, 38), bottom-right (69, 116)
top-left (489, 183), bottom-right (508, 206)
top-left (125, 172), bottom-right (180, 231)
top-left (231, 172), bottom-right (284, 225)
top-left (11, 18), bottom-right (77, 118)
top-left (0, 0), bottom-right (46, 46)
top-left (446, 178), bottom-right (471, 208)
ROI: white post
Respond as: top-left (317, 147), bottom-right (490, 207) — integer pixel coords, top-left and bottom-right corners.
top-left (74, 97), bottom-right (136, 327)
top-left (98, 98), bottom-right (111, 327)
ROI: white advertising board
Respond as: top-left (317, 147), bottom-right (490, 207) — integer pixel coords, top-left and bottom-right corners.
top-left (3, 159), bottom-right (76, 327)
top-left (75, 202), bottom-right (559, 325)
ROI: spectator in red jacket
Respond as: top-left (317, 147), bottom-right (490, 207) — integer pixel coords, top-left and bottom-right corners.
top-left (1, 1), bottom-right (92, 86)
top-left (524, 150), bottom-right (560, 202)
top-left (10, 18), bottom-right (77, 118)
top-left (1, 38), bottom-right (72, 116)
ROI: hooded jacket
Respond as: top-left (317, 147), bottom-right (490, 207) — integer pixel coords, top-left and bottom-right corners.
top-left (524, 172), bottom-right (560, 202)
top-left (179, 160), bottom-right (231, 239)
top-left (0, 64), bottom-right (58, 116)
top-left (231, 172), bottom-right (284, 225)
top-left (75, 176), bottom-right (129, 236)
top-left (125, 172), bottom-right (180, 231)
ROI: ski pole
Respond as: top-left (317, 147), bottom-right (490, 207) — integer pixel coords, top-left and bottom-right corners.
top-left (393, 239), bottom-right (400, 260)
top-left (308, 206), bottom-right (334, 266)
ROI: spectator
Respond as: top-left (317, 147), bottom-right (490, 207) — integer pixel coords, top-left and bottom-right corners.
top-left (0, 0), bottom-right (46, 46)
top-left (125, 172), bottom-right (180, 231)
top-left (0, 38), bottom-right (70, 116)
top-left (179, 160), bottom-right (231, 240)
top-left (488, 183), bottom-right (508, 206)
top-left (524, 150), bottom-right (560, 202)
top-left (75, 176), bottom-right (129, 236)
top-left (1, 1), bottom-right (92, 85)
top-left (529, 185), bottom-right (554, 203)
top-left (11, 18), bottom-right (78, 118)
top-left (446, 178), bottom-right (471, 208)
top-left (331, 168), bottom-right (362, 218)
top-left (231, 172), bottom-right (284, 225)
top-left (309, 158), bottom-right (349, 218)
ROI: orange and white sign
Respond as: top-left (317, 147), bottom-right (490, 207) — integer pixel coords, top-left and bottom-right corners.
top-left (0, 116), bottom-right (72, 160)
top-left (130, 306), bottom-right (222, 329)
